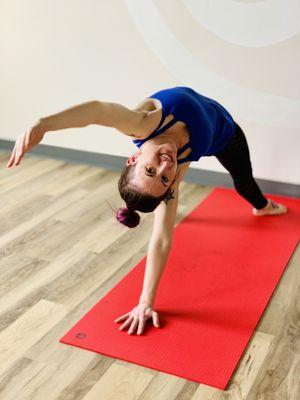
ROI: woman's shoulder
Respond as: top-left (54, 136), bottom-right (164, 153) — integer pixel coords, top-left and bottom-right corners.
top-left (171, 161), bottom-right (191, 190)
top-left (132, 98), bottom-right (163, 139)
top-left (178, 161), bottom-right (191, 178)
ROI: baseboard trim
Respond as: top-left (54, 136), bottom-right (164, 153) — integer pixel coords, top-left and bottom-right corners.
top-left (1, 139), bottom-right (299, 198)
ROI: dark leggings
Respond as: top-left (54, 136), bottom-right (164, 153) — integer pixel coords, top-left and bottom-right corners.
top-left (213, 123), bottom-right (268, 210)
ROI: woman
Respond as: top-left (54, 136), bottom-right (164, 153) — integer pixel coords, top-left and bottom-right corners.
top-left (6, 86), bottom-right (287, 335)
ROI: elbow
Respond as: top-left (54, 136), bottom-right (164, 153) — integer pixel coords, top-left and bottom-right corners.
top-left (151, 236), bottom-right (173, 251)
top-left (164, 236), bottom-right (173, 249)
top-left (159, 237), bottom-right (173, 251)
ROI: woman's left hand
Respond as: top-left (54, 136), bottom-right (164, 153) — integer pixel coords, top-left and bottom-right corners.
top-left (114, 303), bottom-right (160, 335)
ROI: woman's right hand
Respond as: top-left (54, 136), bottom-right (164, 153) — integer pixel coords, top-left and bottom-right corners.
top-left (114, 303), bottom-right (160, 335)
top-left (7, 119), bottom-right (46, 168)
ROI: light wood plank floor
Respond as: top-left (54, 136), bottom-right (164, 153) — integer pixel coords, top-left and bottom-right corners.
top-left (0, 151), bottom-right (299, 400)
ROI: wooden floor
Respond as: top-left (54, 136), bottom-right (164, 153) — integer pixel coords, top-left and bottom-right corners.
top-left (0, 151), bottom-right (299, 400)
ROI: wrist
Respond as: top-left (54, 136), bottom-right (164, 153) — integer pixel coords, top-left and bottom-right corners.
top-left (38, 116), bottom-right (51, 133)
top-left (139, 296), bottom-right (154, 308)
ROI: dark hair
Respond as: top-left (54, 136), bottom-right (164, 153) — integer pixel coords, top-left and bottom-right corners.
top-left (111, 163), bottom-right (175, 228)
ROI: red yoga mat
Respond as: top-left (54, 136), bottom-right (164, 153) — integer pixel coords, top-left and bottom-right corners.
top-left (59, 187), bottom-right (300, 390)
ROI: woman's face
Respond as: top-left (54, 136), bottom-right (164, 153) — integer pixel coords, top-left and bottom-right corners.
top-left (126, 142), bottom-right (178, 197)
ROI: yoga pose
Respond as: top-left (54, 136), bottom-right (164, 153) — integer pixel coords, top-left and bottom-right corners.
top-left (6, 86), bottom-right (287, 335)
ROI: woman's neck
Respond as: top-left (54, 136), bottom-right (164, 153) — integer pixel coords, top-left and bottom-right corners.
top-left (146, 127), bottom-right (187, 150)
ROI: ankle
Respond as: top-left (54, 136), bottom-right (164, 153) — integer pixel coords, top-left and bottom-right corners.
top-left (257, 199), bottom-right (270, 211)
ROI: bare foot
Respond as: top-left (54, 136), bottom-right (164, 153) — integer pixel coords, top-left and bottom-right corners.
top-left (252, 199), bottom-right (288, 216)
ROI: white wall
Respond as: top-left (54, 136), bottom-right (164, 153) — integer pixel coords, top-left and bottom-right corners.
top-left (1, 0), bottom-right (300, 185)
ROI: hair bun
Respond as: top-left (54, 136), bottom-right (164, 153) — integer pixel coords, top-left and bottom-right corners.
top-left (116, 206), bottom-right (140, 228)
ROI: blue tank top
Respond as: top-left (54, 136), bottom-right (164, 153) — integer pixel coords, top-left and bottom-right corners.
top-left (132, 86), bottom-right (236, 164)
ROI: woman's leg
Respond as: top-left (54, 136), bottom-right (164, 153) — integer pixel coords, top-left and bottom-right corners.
top-left (214, 123), bottom-right (268, 209)
top-left (214, 123), bottom-right (287, 215)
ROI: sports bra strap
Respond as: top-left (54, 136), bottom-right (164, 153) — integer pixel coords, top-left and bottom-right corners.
top-left (145, 115), bottom-right (179, 141)
top-left (177, 142), bottom-right (193, 164)
top-left (177, 156), bottom-right (190, 164)
top-left (155, 117), bottom-right (178, 135)
top-left (177, 142), bottom-right (190, 156)
top-left (153, 110), bottom-right (165, 132)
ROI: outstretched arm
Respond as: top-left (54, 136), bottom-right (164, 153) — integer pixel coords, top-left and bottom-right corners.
top-left (115, 165), bottom-right (190, 334)
top-left (115, 183), bottom-right (180, 335)
top-left (6, 100), bottom-right (147, 167)
top-left (41, 100), bottom-right (146, 135)
top-left (139, 182), bottom-right (180, 307)
top-left (138, 162), bottom-right (190, 309)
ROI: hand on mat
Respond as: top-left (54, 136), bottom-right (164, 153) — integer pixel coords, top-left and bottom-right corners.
top-left (114, 303), bottom-right (160, 335)
top-left (7, 120), bottom-right (46, 168)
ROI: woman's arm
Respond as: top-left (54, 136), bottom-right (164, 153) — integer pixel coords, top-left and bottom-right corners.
top-left (40, 100), bottom-right (146, 135)
top-left (139, 238), bottom-right (172, 307)
top-left (115, 167), bottom-right (189, 334)
top-left (8, 99), bottom-right (150, 168)
top-left (138, 164), bottom-right (190, 307)
top-left (139, 182), bottom-right (180, 307)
